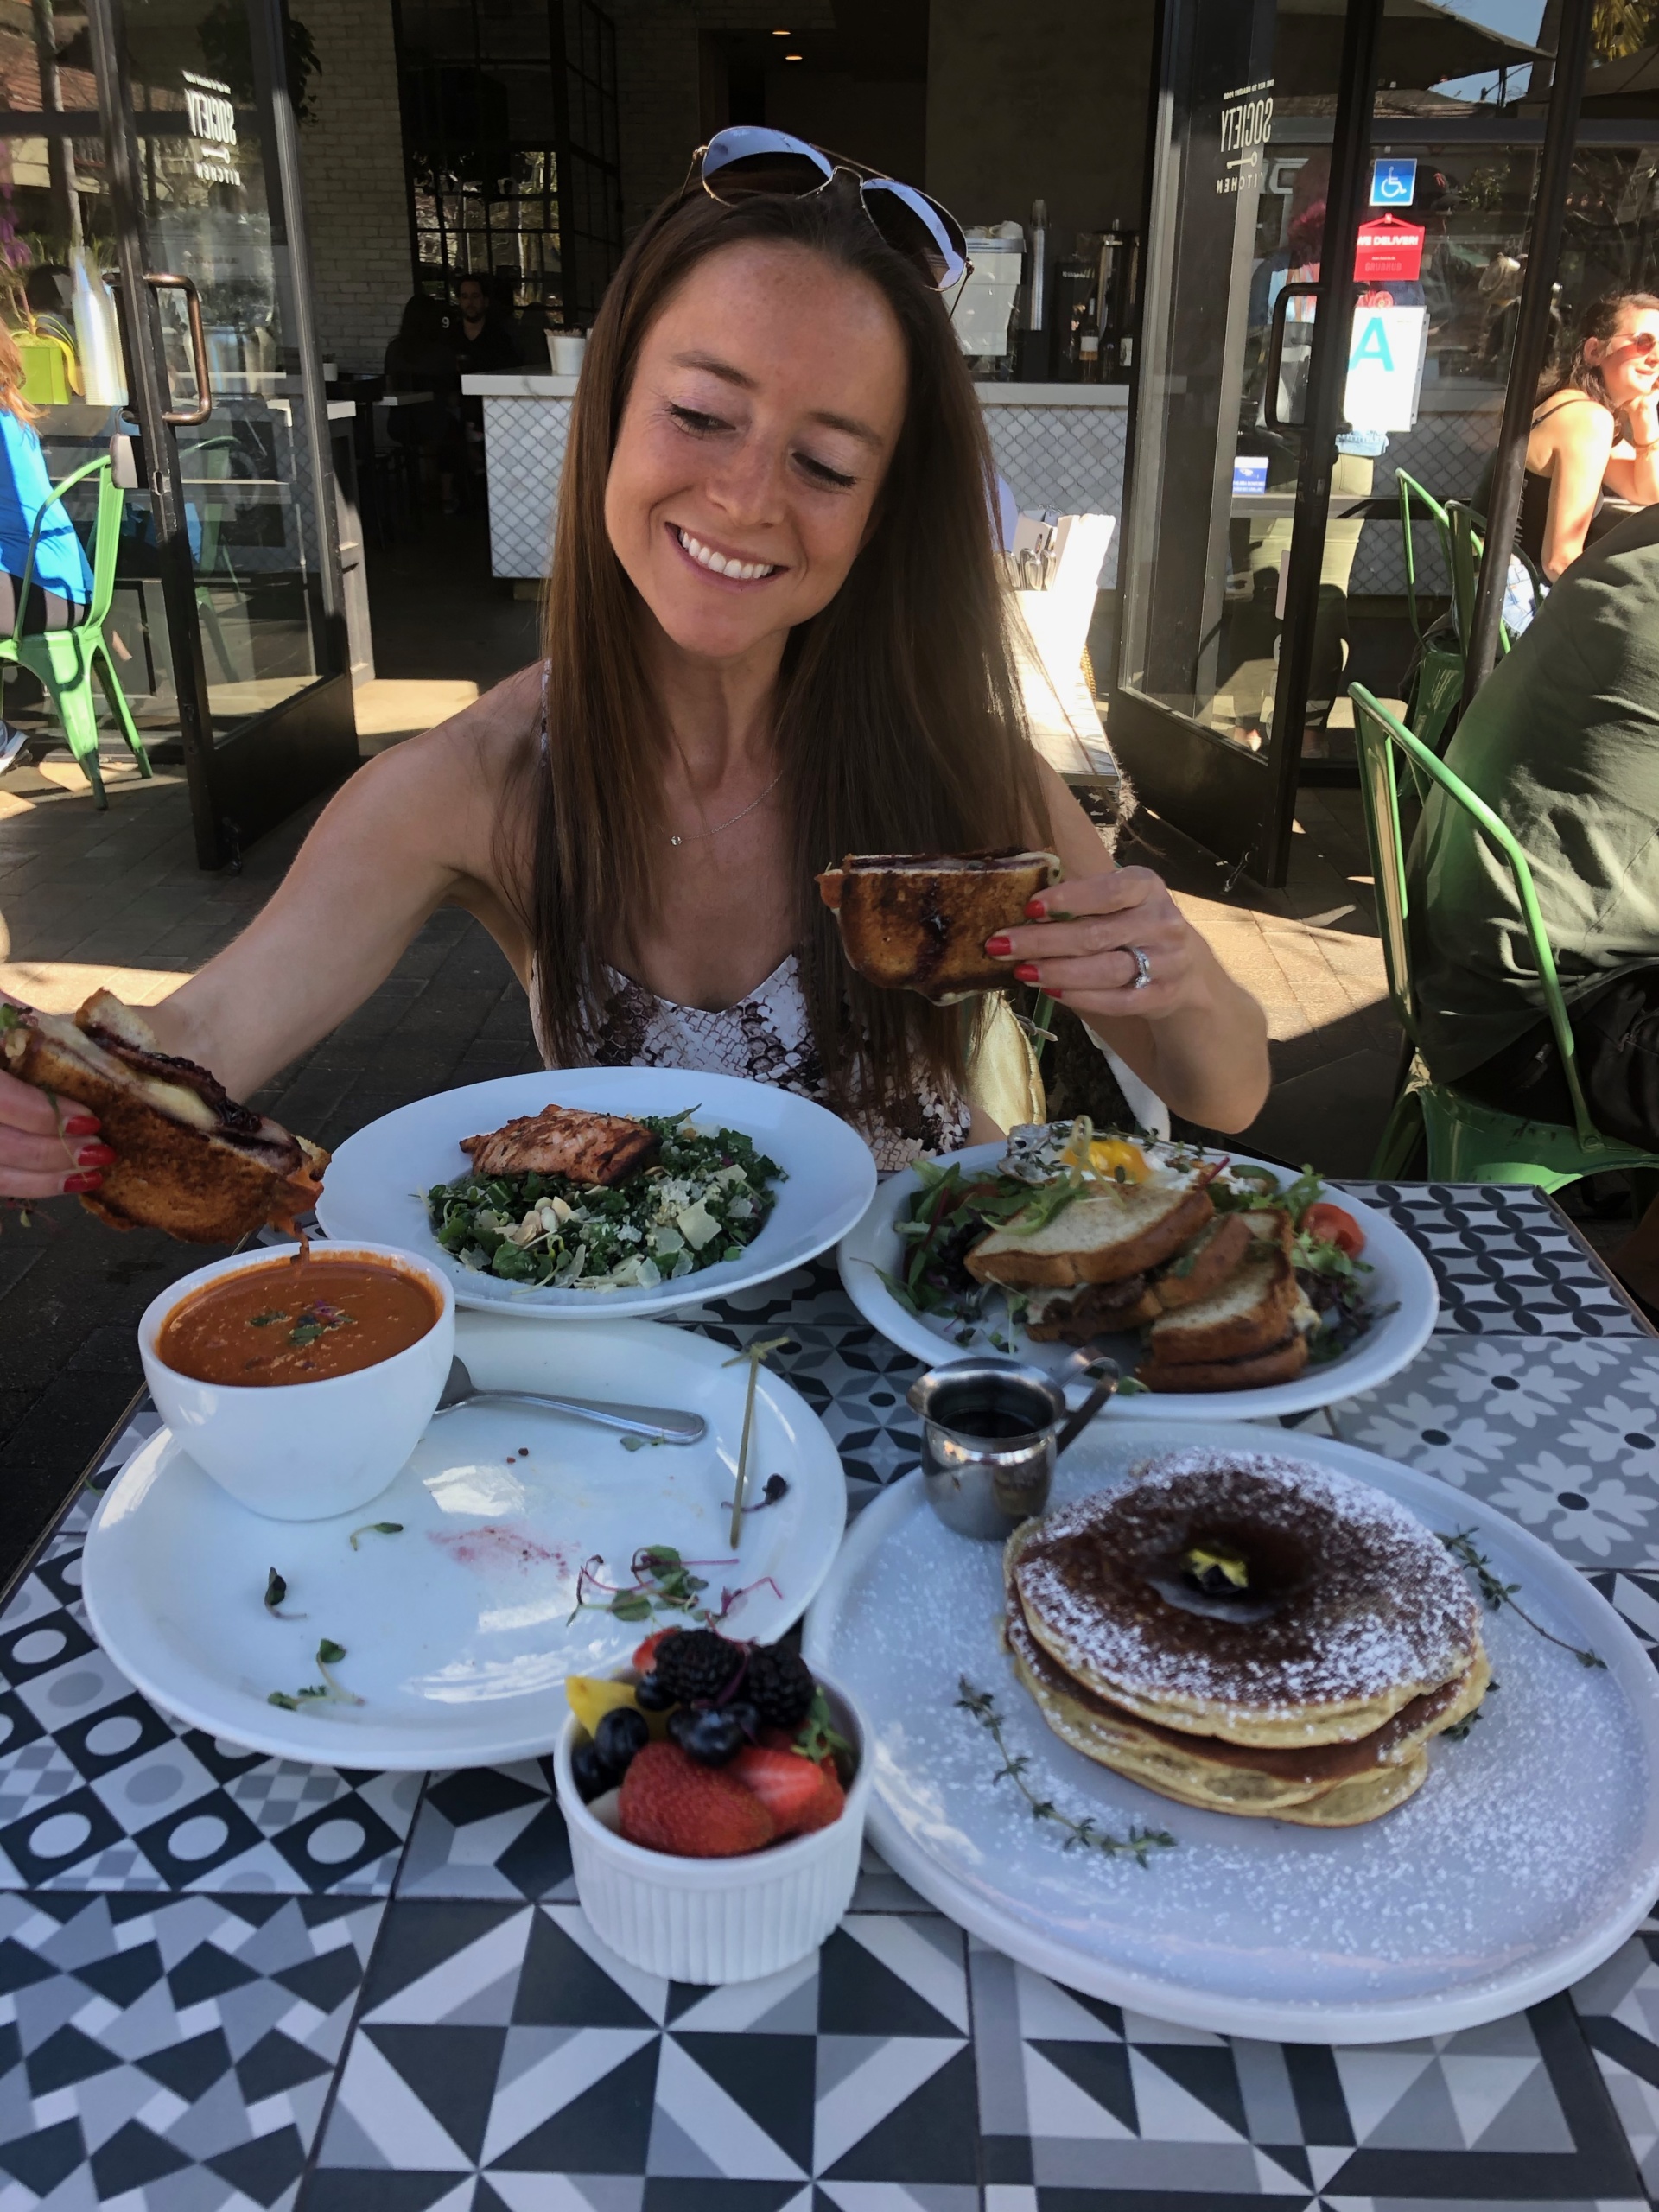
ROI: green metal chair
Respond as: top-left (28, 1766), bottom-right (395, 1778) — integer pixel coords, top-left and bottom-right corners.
top-left (1395, 470), bottom-right (1464, 755)
top-left (1349, 682), bottom-right (1659, 1191)
top-left (0, 453), bottom-right (149, 808)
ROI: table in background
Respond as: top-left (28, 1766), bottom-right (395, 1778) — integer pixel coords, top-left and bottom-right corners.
top-left (4, 1185), bottom-right (1659, 2212)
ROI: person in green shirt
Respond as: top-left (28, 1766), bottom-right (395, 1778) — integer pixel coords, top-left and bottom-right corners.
top-left (1410, 499), bottom-right (1659, 1291)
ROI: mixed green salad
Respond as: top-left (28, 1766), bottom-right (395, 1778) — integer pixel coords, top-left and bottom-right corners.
top-left (426, 1112), bottom-right (783, 1290)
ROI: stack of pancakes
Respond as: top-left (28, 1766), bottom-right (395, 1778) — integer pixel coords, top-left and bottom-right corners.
top-left (1003, 1451), bottom-right (1489, 1826)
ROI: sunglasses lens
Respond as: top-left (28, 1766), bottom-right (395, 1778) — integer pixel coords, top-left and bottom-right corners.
top-left (703, 149), bottom-right (830, 203)
top-left (861, 180), bottom-right (967, 289)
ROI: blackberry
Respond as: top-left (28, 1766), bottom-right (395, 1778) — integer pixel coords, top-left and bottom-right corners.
top-left (652, 1629), bottom-right (744, 1705)
top-left (747, 1645), bottom-right (816, 1730)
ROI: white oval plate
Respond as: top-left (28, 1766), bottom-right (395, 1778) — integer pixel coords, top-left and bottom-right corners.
top-left (83, 1312), bottom-right (846, 1770)
top-left (837, 1141), bottom-right (1438, 1418)
top-left (317, 1067), bottom-right (877, 1317)
top-left (804, 1421), bottom-right (1659, 2043)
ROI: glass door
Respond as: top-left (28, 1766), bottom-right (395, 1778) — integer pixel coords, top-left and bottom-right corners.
top-left (0, 0), bottom-right (354, 866)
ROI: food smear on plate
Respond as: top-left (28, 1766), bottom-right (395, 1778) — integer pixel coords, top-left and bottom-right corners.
top-left (156, 1252), bottom-right (440, 1385)
top-left (428, 1108), bottom-right (782, 1290)
top-left (887, 1119), bottom-right (1374, 1390)
top-left (567, 1628), bottom-right (853, 1856)
top-left (1002, 1450), bottom-right (1490, 1824)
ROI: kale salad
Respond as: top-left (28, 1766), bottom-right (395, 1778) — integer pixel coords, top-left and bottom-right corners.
top-left (426, 1112), bottom-right (783, 1291)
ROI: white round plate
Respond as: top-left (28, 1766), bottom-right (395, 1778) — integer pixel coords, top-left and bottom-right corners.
top-left (804, 1421), bottom-right (1659, 2043)
top-left (837, 1141), bottom-right (1437, 1418)
top-left (82, 1312), bottom-right (846, 1770)
top-left (317, 1067), bottom-right (877, 1317)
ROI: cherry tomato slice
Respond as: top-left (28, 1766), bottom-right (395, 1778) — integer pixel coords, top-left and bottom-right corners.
top-left (1303, 1201), bottom-right (1364, 1259)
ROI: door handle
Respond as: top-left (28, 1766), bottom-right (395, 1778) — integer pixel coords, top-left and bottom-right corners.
top-left (143, 272), bottom-right (213, 425)
top-left (1263, 281), bottom-right (1319, 433)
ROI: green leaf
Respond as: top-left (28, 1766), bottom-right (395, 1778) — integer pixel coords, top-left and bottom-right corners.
top-left (349, 1522), bottom-right (404, 1550)
top-left (264, 1567), bottom-right (288, 1612)
top-left (316, 1638), bottom-right (346, 1665)
top-left (611, 1594), bottom-right (654, 1622)
top-left (268, 1692), bottom-right (299, 1710)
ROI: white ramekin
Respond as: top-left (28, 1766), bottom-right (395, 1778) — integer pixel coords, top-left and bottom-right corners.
top-left (138, 1241), bottom-right (454, 1522)
top-left (554, 1670), bottom-right (872, 1983)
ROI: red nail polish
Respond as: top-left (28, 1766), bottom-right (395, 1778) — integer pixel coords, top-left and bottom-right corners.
top-left (1014, 963), bottom-right (1040, 984)
top-left (63, 1114), bottom-right (100, 1136)
top-left (1046, 986), bottom-right (1064, 1000)
top-left (63, 1170), bottom-right (103, 1192)
top-left (76, 1141), bottom-right (115, 1167)
top-left (984, 934), bottom-right (1013, 958)
top-left (1025, 899), bottom-right (1046, 919)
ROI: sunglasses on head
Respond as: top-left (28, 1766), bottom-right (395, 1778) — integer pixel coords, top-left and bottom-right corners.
top-left (685, 125), bottom-right (971, 293)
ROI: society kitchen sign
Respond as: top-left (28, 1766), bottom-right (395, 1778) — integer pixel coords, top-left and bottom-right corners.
top-left (183, 69), bottom-right (240, 188)
top-left (1217, 78), bottom-right (1272, 197)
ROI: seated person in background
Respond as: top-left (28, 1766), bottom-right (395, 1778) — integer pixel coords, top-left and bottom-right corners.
top-left (454, 272), bottom-right (518, 380)
top-left (1409, 500), bottom-right (1659, 1295)
top-left (1514, 291), bottom-right (1659, 580)
top-left (383, 291), bottom-right (463, 514)
top-left (0, 323), bottom-right (92, 632)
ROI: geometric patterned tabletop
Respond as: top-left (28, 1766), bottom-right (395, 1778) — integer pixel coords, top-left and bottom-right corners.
top-left (4, 1181), bottom-right (1659, 2212)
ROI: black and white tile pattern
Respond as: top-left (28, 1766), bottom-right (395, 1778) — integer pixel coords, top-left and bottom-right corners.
top-left (2, 1199), bottom-right (1658, 2209)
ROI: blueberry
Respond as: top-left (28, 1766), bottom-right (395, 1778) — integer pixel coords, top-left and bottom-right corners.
top-left (724, 1700), bottom-right (760, 1739)
top-left (634, 1671), bottom-right (675, 1712)
top-left (572, 1740), bottom-right (613, 1802)
top-left (594, 1706), bottom-right (650, 1773)
top-left (666, 1705), bottom-right (700, 1749)
top-left (682, 1708), bottom-right (746, 1765)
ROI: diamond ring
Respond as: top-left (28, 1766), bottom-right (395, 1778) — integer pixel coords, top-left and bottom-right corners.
top-left (1129, 946), bottom-right (1153, 991)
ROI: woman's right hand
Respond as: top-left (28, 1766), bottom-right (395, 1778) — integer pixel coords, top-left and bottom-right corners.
top-left (0, 1067), bottom-right (111, 1199)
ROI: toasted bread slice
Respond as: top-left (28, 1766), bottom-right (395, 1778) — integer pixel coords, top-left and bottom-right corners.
top-left (1237, 1205), bottom-right (1294, 1259)
top-left (1142, 1246), bottom-right (1297, 1364)
top-left (1135, 1333), bottom-right (1312, 1392)
top-left (3, 995), bottom-right (327, 1243)
top-left (816, 849), bottom-right (1062, 1003)
top-left (1150, 1211), bottom-right (1255, 1312)
top-left (967, 1176), bottom-right (1215, 1288)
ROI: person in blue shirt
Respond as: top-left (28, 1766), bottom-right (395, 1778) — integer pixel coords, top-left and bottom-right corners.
top-left (0, 323), bottom-right (92, 632)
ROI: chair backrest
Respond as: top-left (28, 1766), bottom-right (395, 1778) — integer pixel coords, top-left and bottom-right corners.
top-left (1395, 470), bottom-right (1452, 645)
top-left (13, 451), bottom-right (118, 642)
top-left (1347, 683), bottom-right (1599, 1146)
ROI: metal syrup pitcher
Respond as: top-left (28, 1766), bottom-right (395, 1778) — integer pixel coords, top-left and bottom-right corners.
top-left (906, 1357), bottom-right (1119, 1541)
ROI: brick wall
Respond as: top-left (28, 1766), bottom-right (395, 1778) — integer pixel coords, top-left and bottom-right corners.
top-left (296, 0), bottom-right (412, 372)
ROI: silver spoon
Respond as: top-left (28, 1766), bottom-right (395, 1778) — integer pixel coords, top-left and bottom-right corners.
top-left (434, 1355), bottom-right (707, 1446)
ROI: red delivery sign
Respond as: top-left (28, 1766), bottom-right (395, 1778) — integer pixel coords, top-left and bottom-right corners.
top-left (1354, 215), bottom-right (1424, 283)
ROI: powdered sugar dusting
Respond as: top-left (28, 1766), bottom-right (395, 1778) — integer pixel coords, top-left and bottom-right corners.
top-left (1014, 1448), bottom-right (1478, 1725)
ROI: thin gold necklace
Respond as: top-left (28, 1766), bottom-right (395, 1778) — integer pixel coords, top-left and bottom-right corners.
top-left (667, 746), bottom-right (783, 849)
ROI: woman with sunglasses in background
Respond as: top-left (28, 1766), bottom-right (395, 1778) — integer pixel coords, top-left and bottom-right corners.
top-left (1516, 291), bottom-right (1659, 582)
top-left (0, 131), bottom-right (1268, 1208)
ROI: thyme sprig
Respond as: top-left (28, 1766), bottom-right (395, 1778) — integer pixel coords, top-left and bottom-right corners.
top-left (1439, 1529), bottom-right (1605, 1668)
top-left (957, 1677), bottom-right (1176, 1866)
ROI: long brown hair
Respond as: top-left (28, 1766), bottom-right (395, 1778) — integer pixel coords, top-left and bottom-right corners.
top-left (1540, 289), bottom-right (1659, 409)
top-left (512, 177), bottom-right (1045, 1109)
top-left (0, 323), bottom-right (38, 423)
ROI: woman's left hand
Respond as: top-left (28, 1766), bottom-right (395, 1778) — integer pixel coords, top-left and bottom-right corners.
top-left (983, 865), bottom-right (1204, 1020)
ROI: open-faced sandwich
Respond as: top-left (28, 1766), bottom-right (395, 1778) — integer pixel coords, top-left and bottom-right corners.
top-left (816, 849), bottom-right (1061, 1003)
top-left (426, 1102), bottom-right (783, 1290)
top-left (883, 1120), bottom-right (1375, 1391)
top-left (1, 991), bottom-right (327, 1242)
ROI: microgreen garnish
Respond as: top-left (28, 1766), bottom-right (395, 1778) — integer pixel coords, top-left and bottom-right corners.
top-left (349, 1522), bottom-right (404, 1551)
top-left (1439, 1530), bottom-right (1605, 1667)
top-left (957, 1678), bottom-right (1176, 1865)
top-left (268, 1637), bottom-right (363, 1711)
top-left (264, 1567), bottom-right (304, 1619)
top-left (723, 1472), bottom-right (790, 1516)
top-left (795, 1685), bottom-right (851, 1765)
top-left (250, 1308), bottom-right (289, 1328)
top-left (568, 1542), bottom-right (781, 1628)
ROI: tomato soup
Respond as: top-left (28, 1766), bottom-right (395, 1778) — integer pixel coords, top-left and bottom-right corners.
top-left (156, 1253), bottom-right (440, 1386)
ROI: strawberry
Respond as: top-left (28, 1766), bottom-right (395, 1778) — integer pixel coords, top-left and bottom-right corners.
top-left (619, 1742), bottom-right (776, 1858)
top-left (632, 1630), bottom-right (671, 1673)
top-left (731, 1745), bottom-right (844, 1837)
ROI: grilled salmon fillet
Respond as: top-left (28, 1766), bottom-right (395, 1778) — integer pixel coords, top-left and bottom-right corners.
top-left (459, 1104), bottom-right (659, 1186)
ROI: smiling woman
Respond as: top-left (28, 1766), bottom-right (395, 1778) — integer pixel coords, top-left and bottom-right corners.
top-left (0, 134), bottom-right (1269, 1208)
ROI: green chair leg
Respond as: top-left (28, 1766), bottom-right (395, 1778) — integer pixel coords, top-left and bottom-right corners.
top-left (92, 638), bottom-right (151, 778)
top-left (39, 645), bottom-right (107, 807)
